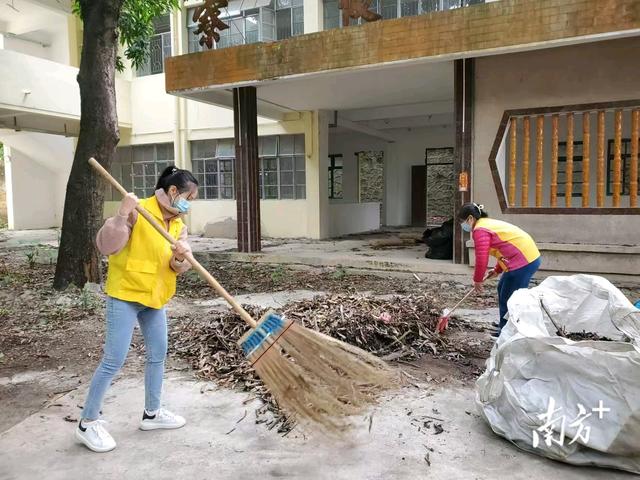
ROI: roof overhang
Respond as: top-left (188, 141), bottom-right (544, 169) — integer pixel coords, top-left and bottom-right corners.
top-left (166, 0), bottom-right (640, 119)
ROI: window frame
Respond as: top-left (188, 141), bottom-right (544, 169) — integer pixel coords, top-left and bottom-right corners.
top-left (556, 140), bottom-right (584, 198)
top-left (186, 0), bottom-right (303, 53)
top-left (110, 143), bottom-right (175, 199)
top-left (190, 135), bottom-right (306, 201)
top-left (137, 14), bottom-right (172, 76)
top-left (328, 154), bottom-right (344, 200)
top-left (191, 139), bottom-right (236, 200)
top-left (322, 0), bottom-right (484, 29)
top-left (606, 138), bottom-right (640, 197)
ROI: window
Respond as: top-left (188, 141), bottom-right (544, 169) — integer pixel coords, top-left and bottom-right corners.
top-left (323, 0), bottom-right (341, 29)
top-left (108, 143), bottom-right (175, 199)
top-left (322, 0), bottom-right (484, 29)
top-left (259, 134), bottom-right (306, 199)
top-left (607, 138), bottom-right (640, 196)
top-left (188, 135), bottom-right (306, 200)
top-left (137, 15), bottom-right (172, 76)
top-left (557, 141), bottom-right (583, 198)
top-left (191, 139), bottom-right (235, 199)
top-left (275, 0), bottom-right (304, 39)
top-left (186, 1), bottom-right (302, 53)
top-left (328, 154), bottom-right (343, 199)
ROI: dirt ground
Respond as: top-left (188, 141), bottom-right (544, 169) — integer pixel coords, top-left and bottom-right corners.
top-left (1, 246), bottom-right (639, 435)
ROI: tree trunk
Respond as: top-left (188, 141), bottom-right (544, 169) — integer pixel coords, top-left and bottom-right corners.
top-left (53, 1), bottom-right (124, 290)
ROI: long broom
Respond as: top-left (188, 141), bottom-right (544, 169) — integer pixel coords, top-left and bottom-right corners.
top-left (435, 271), bottom-right (496, 333)
top-left (89, 158), bottom-right (397, 433)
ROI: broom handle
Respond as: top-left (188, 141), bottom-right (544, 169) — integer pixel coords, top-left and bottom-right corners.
top-left (89, 157), bottom-right (258, 329)
top-left (447, 271), bottom-right (496, 316)
top-left (447, 288), bottom-right (476, 316)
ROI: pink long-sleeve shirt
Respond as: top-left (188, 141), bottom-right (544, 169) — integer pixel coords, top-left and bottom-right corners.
top-left (96, 189), bottom-right (191, 274)
top-left (471, 218), bottom-right (540, 283)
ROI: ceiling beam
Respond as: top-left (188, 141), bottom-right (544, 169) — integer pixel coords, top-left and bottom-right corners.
top-left (335, 116), bottom-right (396, 143)
top-left (186, 90), bottom-right (290, 121)
top-left (361, 112), bottom-right (454, 130)
top-left (339, 100), bottom-right (453, 122)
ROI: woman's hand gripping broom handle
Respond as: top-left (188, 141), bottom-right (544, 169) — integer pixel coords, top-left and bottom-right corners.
top-left (89, 158), bottom-right (257, 329)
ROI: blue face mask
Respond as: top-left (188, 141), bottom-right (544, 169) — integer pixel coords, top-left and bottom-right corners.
top-left (461, 221), bottom-right (472, 233)
top-left (172, 195), bottom-right (191, 213)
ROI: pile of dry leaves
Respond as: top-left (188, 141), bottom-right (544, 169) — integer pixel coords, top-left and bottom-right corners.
top-left (169, 293), bottom-right (483, 431)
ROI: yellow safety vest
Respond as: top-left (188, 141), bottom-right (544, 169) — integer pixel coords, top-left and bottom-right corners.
top-left (105, 196), bottom-right (184, 309)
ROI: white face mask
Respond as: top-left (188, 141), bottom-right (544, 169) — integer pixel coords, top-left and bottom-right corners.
top-left (461, 221), bottom-right (472, 233)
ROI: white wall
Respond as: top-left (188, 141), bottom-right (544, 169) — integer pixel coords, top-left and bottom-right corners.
top-left (329, 202), bottom-right (380, 237)
top-left (4, 147), bottom-right (60, 229)
top-left (329, 125), bottom-right (455, 227)
top-left (188, 199), bottom-right (309, 238)
top-left (1, 18), bottom-right (70, 65)
top-left (0, 49), bottom-right (132, 133)
top-left (130, 75), bottom-right (176, 139)
top-left (329, 131), bottom-right (386, 203)
top-left (0, 130), bottom-right (74, 229)
top-left (385, 125), bottom-right (454, 226)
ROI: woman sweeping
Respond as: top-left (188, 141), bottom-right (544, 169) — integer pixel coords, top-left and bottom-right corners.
top-left (75, 166), bottom-right (198, 453)
top-left (458, 202), bottom-right (541, 339)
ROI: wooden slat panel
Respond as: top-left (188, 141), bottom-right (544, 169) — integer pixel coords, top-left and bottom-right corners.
top-left (631, 109), bottom-right (639, 208)
top-left (521, 116), bottom-right (530, 207)
top-left (613, 110), bottom-right (623, 207)
top-left (582, 112), bottom-right (591, 207)
top-left (550, 114), bottom-right (559, 207)
top-left (565, 113), bottom-right (574, 207)
top-left (536, 115), bottom-right (544, 207)
top-left (508, 117), bottom-right (517, 206)
top-left (597, 111), bottom-right (606, 207)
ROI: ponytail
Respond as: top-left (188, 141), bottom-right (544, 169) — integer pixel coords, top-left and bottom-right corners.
top-left (457, 202), bottom-right (489, 220)
top-left (155, 165), bottom-right (198, 193)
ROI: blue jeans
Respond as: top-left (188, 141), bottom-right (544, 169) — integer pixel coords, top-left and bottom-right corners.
top-left (82, 297), bottom-right (167, 420)
top-left (497, 257), bottom-right (542, 332)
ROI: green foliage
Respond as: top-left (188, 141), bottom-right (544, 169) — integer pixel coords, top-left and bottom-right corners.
top-left (330, 265), bottom-right (347, 281)
top-left (25, 249), bottom-right (37, 268)
top-left (72, 0), bottom-right (179, 72)
top-left (80, 289), bottom-right (101, 311)
top-left (270, 265), bottom-right (286, 284)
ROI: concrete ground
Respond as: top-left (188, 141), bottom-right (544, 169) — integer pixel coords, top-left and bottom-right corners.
top-left (0, 372), bottom-right (633, 480)
top-left (1, 228), bottom-right (638, 479)
top-left (196, 230), bottom-right (472, 276)
top-left (6, 229), bottom-right (638, 284)
top-left (0, 228), bottom-right (463, 276)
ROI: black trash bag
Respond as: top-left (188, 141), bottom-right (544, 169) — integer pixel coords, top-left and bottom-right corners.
top-left (422, 218), bottom-right (453, 260)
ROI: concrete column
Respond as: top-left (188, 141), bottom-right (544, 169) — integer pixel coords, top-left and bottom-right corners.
top-left (304, 0), bottom-right (324, 33)
top-left (233, 87), bottom-right (261, 252)
top-left (453, 58), bottom-right (474, 264)
top-left (3, 145), bottom-right (14, 230)
top-left (67, 16), bottom-right (82, 68)
top-left (305, 110), bottom-right (330, 239)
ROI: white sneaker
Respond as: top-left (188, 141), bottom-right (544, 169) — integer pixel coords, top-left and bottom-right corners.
top-left (75, 419), bottom-right (116, 453)
top-left (139, 408), bottom-right (186, 431)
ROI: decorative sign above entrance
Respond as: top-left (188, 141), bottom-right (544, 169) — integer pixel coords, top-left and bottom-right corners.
top-left (192, 0), bottom-right (231, 49)
top-left (339, 0), bottom-right (382, 26)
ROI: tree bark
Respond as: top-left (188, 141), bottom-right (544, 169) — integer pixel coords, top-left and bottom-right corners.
top-left (53, 1), bottom-right (124, 290)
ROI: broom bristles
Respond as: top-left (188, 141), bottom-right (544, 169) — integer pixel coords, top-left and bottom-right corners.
top-left (251, 322), bottom-right (399, 434)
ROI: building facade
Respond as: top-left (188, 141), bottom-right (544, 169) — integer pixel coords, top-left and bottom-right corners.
top-left (1, 0), bottom-right (639, 274)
